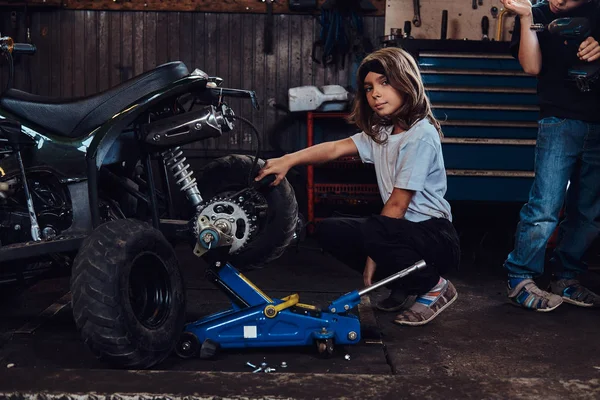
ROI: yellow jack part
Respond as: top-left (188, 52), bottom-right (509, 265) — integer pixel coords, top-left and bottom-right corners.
top-left (263, 293), bottom-right (299, 318)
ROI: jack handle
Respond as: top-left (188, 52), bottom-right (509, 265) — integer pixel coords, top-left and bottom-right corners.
top-left (358, 260), bottom-right (427, 297)
top-left (326, 260), bottom-right (427, 314)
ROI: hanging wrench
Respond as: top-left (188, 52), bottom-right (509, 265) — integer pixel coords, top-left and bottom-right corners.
top-left (413, 0), bottom-right (421, 27)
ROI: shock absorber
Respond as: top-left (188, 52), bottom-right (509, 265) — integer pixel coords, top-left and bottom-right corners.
top-left (162, 147), bottom-right (203, 207)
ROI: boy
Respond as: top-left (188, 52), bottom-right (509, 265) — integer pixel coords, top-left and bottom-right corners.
top-left (503, 0), bottom-right (600, 310)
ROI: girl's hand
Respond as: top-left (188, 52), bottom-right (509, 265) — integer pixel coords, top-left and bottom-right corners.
top-left (363, 257), bottom-right (376, 287)
top-left (500, 0), bottom-right (532, 18)
top-left (254, 157), bottom-right (292, 186)
top-left (578, 37), bottom-right (600, 62)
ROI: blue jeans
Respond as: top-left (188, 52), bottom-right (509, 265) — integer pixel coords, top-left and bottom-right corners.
top-left (504, 117), bottom-right (600, 279)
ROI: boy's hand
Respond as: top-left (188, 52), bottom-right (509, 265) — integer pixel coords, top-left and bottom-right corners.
top-left (500, 0), bottom-right (532, 18)
top-left (254, 157), bottom-right (291, 186)
top-left (363, 257), bottom-right (376, 287)
top-left (578, 37), bottom-right (600, 62)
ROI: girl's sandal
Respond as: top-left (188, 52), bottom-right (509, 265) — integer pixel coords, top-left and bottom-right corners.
top-left (394, 281), bottom-right (458, 326)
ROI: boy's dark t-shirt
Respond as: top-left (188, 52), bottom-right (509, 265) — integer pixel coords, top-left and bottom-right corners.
top-left (510, 0), bottom-right (600, 122)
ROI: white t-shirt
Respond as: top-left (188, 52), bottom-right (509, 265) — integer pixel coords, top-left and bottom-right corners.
top-left (350, 119), bottom-right (452, 223)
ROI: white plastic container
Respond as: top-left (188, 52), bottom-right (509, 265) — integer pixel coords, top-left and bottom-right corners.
top-left (288, 85), bottom-right (349, 112)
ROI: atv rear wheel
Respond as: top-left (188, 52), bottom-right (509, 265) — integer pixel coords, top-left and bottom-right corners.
top-left (71, 219), bottom-right (185, 369)
top-left (197, 155), bottom-right (298, 269)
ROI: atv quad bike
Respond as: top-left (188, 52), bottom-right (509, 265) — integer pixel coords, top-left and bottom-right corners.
top-left (0, 36), bottom-right (298, 368)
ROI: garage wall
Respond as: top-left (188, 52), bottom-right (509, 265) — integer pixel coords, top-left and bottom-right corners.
top-left (0, 10), bottom-right (385, 155)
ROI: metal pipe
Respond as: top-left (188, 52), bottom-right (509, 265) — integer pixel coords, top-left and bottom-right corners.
top-left (358, 260), bottom-right (427, 296)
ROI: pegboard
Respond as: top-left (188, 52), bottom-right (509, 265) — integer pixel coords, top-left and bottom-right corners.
top-left (385, 0), bottom-right (517, 41)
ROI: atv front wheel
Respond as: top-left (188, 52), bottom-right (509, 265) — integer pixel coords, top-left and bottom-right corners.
top-left (71, 219), bottom-right (185, 369)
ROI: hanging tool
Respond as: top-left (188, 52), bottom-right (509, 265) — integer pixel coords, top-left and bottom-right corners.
top-left (11, 11), bottom-right (17, 31)
top-left (472, 0), bottom-right (478, 10)
top-left (496, 7), bottom-right (513, 41)
top-left (491, 6), bottom-right (499, 18)
top-left (261, 0), bottom-right (275, 54)
top-left (24, 3), bottom-right (32, 44)
top-left (413, 0), bottom-right (421, 27)
top-left (403, 21), bottom-right (412, 38)
top-left (482, 16), bottom-right (490, 41)
top-left (441, 10), bottom-right (448, 39)
top-left (379, 28), bottom-right (401, 47)
top-left (478, 0), bottom-right (483, 6)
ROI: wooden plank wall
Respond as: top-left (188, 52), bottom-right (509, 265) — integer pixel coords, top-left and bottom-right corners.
top-left (0, 10), bottom-right (384, 155)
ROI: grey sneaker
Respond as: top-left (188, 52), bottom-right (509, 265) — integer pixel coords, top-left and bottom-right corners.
top-left (507, 279), bottom-right (563, 312)
top-left (549, 279), bottom-right (600, 308)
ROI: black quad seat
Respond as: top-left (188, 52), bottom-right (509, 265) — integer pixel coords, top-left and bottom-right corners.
top-left (0, 61), bottom-right (190, 138)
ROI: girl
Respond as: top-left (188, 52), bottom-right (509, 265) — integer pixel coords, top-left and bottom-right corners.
top-left (255, 48), bottom-right (460, 326)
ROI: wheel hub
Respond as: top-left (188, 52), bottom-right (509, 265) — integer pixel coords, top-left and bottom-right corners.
top-left (129, 252), bottom-right (172, 329)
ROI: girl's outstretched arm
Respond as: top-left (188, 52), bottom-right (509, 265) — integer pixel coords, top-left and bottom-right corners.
top-left (255, 137), bottom-right (359, 186)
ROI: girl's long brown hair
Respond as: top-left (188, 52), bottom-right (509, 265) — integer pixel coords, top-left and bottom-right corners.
top-left (347, 47), bottom-right (442, 143)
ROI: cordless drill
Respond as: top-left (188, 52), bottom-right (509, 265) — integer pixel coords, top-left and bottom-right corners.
top-left (531, 17), bottom-right (600, 92)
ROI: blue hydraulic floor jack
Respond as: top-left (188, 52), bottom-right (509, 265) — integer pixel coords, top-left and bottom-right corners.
top-left (174, 249), bottom-right (427, 359)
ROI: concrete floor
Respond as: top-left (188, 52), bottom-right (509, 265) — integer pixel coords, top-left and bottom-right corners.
top-left (0, 235), bottom-right (600, 399)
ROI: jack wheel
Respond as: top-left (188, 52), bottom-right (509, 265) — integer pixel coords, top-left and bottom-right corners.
top-left (175, 332), bottom-right (200, 359)
top-left (316, 338), bottom-right (334, 358)
top-left (199, 339), bottom-right (220, 360)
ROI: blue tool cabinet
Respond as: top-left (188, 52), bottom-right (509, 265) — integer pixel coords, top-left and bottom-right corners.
top-left (404, 40), bottom-right (539, 202)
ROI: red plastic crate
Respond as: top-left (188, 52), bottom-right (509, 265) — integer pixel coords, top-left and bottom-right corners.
top-left (313, 183), bottom-right (380, 205)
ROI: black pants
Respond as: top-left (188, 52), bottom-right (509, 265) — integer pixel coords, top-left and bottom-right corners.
top-left (316, 215), bottom-right (461, 295)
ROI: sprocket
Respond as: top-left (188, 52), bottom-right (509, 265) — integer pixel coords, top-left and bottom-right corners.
top-left (194, 196), bottom-right (257, 254)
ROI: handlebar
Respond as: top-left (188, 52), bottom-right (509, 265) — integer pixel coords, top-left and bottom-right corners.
top-left (1, 37), bottom-right (37, 97)
top-left (210, 88), bottom-right (261, 111)
top-left (12, 43), bottom-right (37, 56)
top-left (0, 37), bottom-right (37, 56)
